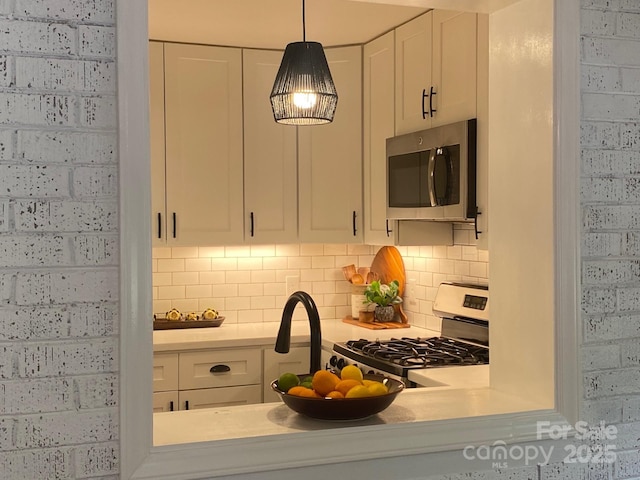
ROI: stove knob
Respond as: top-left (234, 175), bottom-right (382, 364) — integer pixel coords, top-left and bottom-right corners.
top-left (336, 358), bottom-right (346, 370)
top-left (329, 356), bottom-right (338, 367)
top-left (367, 370), bottom-right (375, 375)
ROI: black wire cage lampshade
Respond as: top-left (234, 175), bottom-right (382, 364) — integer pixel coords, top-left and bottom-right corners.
top-left (270, 1), bottom-right (338, 125)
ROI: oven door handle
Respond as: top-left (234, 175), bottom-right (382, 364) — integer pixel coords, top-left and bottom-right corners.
top-left (427, 148), bottom-right (438, 206)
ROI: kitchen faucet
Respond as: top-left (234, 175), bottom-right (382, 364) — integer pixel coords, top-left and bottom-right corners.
top-left (275, 291), bottom-right (322, 374)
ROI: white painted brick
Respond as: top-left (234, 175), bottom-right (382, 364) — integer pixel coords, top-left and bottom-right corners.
top-left (617, 286), bottom-right (640, 311)
top-left (0, 1), bottom-right (11, 14)
top-left (0, 55), bottom-right (12, 88)
top-left (621, 121), bottom-right (640, 148)
top-left (539, 461), bottom-right (609, 480)
top-left (622, 396), bottom-right (640, 421)
top-left (583, 92), bottom-right (640, 121)
top-left (15, 57), bottom-right (116, 93)
top-left (17, 339), bottom-right (117, 377)
top-left (619, 0), bottom-right (640, 11)
top-left (582, 233), bottom-right (623, 256)
top-left (0, 165), bottom-right (70, 197)
top-left (15, 409), bottom-right (117, 448)
top-left (615, 449), bottom-right (640, 477)
top-left (0, 418), bottom-right (13, 450)
top-left (582, 343), bottom-right (621, 370)
top-left (582, 260), bottom-right (640, 284)
top-left (14, 200), bottom-right (117, 232)
top-left (69, 303), bottom-right (118, 337)
top-left (88, 147), bottom-right (127, 195)
top-left (581, 288), bottom-right (616, 313)
top-left (0, 93), bottom-right (76, 126)
top-left (0, 273), bottom-right (12, 304)
top-left (621, 342), bottom-right (640, 366)
top-left (584, 368), bottom-right (640, 398)
top-left (16, 0), bottom-right (115, 23)
top-left (584, 205), bottom-right (640, 230)
top-left (621, 66), bottom-right (640, 92)
top-left (581, 122), bottom-right (620, 148)
top-left (582, 149), bottom-right (640, 175)
top-left (81, 96), bottom-right (116, 128)
top-left (0, 346), bottom-right (14, 378)
top-left (581, 397), bottom-right (623, 425)
top-left (79, 25), bottom-right (116, 58)
top-left (15, 270), bottom-right (118, 305)
top-left (0, 448), bottom-right (73, 479)
top-left (612, 420), bottom-right (640, 449)
top-left (0, 307), bottom-right (69, 340)
top-left (74, 374), bottom-right (118, 409)
top-left (618, 11), bottom-right (640, 38)
top-left (582, 64), bottom-right (621, 92)
top-left (17, 130), bottom-right (117, 164)
top-left (0, 130), bottom-right (13, 160)
top-left (75, 441), bottom-right (119, 478)
top-left (581, 9), bottom-right (617, 36)
top-left (0, 234), bottom-right (71, 267)
top-left (581, 177), bottom-right (624, 202)
top-left (0, 378), bottom-right (72, 414)
top-left (73, 234), bottom-right (118, 266)
top-left (0, 19), bottom-right (75, 55)
top-left (623, 231), bottom-right (640, 255)
top-left (584, 315), bottom-right (640, 342)
top-left (582, 36), bottom-right (640, 66)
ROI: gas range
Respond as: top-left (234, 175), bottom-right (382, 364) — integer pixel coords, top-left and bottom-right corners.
top-left (330, 283), bottom-right (490, 385)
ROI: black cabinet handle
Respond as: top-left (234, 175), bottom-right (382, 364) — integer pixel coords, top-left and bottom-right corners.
top-left (210, 364), bottom-right (231, 374)
top-left (422, 88), bottom-right (428, 119)
top-left (475, 208), bottom-right (482, 240)
top-left (169, 400), bottom-right (174, 412)
top-left (185, 400), bottom-right (189, 410)
top-left (352, 211), bottom-right (357, 236)
top-left (172, 212), bottom-right (176, 238)
top-left (157, 212), bottom-right (162, 239)
top-left (386, 219), bottom-right (392, 237)
top-left (429, 86), bottom-right (437, 118)
top-left (250, 211), bottom-right (254, 237)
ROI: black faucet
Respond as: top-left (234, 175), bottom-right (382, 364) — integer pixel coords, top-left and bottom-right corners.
top-left (275, 291), bottom-right (322, 374)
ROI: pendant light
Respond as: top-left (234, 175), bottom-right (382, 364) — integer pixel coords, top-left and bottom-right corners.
top-left (270, 0), bottom-right (338, 125)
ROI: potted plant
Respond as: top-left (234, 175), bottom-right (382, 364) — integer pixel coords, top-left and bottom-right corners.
top-left (363, 280), bottom-right (403, 322)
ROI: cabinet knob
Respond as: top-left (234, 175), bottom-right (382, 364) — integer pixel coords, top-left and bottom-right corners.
top-left (210, 364), bottom-right (231, 374)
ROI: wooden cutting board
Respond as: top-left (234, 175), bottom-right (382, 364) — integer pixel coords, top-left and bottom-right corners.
top-left (370, 246), bottom-right (408, 323)
top-left (342, 317), bottom-right (410, 330)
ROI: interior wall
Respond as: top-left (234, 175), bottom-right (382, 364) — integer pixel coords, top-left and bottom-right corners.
top-left (488, 0), bottom-right (555, 405)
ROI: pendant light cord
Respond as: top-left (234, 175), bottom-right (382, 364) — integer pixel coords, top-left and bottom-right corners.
top-left (302, 0), bottom-right (306, 41)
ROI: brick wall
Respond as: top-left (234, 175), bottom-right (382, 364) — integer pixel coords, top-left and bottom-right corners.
top-left (0, 1), bottom-right (119, 479)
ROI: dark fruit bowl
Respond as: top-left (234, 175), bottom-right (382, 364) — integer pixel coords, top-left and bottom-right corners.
top-left (271, 373), bottom-right (404, 420)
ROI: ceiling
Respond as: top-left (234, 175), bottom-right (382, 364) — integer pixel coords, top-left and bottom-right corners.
top-left (148, 0), bottom-right (430, 49)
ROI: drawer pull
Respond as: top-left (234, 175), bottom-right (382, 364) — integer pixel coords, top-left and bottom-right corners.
top-left (210, 364), bottom-right (231, 374)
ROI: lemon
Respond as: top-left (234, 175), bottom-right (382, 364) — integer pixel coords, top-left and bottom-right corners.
top-left (277, 372), bottom-right (300, 393)
top-left (345, 385), bottom-right (371, 398)
top-left (340, 365), bottom-right (364, 382)
top-left (367, 382), bottom-right (389, 396)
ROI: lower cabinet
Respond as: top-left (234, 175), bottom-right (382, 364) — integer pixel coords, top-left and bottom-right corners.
top-left (153, 391), bottom-right (179, 413)
top-left (178, 385), bottom-right (262, 410)
top-left (263, 346), bottom-right (310, 403)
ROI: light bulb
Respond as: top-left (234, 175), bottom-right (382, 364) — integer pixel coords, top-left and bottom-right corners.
top-left (293, 91), bottom-right (317, 109)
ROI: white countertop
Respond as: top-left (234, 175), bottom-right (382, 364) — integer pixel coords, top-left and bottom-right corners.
top-left (152, 319), bottom-right (508, 447)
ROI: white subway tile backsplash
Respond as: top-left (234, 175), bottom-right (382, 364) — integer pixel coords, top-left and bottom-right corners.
top-left (152, 243), bottom-right (488, 325)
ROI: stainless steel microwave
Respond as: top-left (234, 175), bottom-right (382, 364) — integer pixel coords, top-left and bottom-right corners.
top-left (386, 119), bottom-right (477, 221)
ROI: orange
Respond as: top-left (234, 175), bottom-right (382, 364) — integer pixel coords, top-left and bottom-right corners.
top-left (311, 370), bottom-right (341, 396)
top-left (287, 386), bottom-right (320, 398)
top-left (325, 390), bottom-right (345, 399)
top-left (335, 379), bottom-right (362, 396)
top-left (298, 388), bottom-right (321, 398)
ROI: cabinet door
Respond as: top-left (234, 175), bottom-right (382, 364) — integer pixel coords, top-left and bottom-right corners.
top-left (243, 49), bottom-right (298, 244)
top-left (164, 43), bottom-right (244, 246)
top-left (149, 41), bottom-right (166, 246)
top-left (263, 346), bottom-right (310, 403)
top-left (178, 348), bottom-right (262, 390)
top-left (179, 385), bottom-right (262, 410)
top-left (363, 32), bottom-right (397, 246)
top-left (395, 12), bottom-right (433, 135)
top-left (431, 10), bottom-right (478, 127)
top-left (153, 391), bottom-right (178, 413)
top-left (153, 352), bottom-right (179, 392)
top-left (298, 46), bottom-right (363, 243)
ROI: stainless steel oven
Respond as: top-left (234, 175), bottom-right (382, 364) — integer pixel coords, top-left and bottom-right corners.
top-left (386, 119), bottom-right (477, 222)
top-left (330, 282), bottom-right (489, 387)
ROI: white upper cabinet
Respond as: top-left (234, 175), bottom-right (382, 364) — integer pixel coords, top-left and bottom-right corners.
top-left (243, 49), bottom-right (298, 244)
top-left (149, 41), bottom-right (167, 247)
top-left (363, 32), bottom-right (397, 246)
top-left (163, 43), bottom-right (244, 245)
top-left (298, 46), bottom-right (363, 244)
top-left (395, 10), bottom-right (478, 135)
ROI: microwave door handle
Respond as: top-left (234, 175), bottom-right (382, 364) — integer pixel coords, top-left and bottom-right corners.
top-left (427, 149), bottom-right (438, 206)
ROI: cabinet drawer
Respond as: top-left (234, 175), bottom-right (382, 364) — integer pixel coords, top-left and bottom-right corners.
top-left (178, 348), bottom-right (262, 390)
top-left (153, 391), bottom-right (179, 413)
top-left (179, 385), bottom-right (262, 410)
top-left (153, 353), bottom-right (179, 392)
